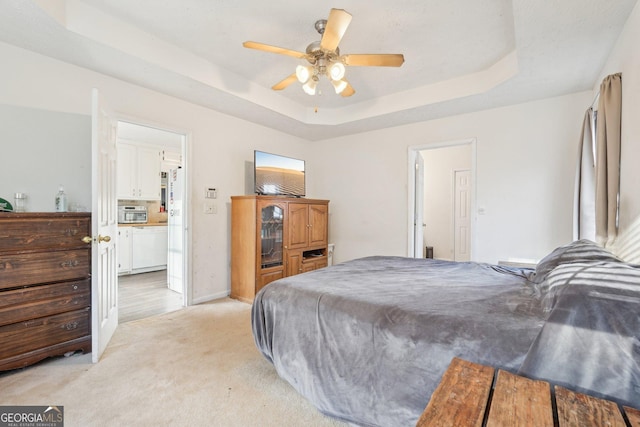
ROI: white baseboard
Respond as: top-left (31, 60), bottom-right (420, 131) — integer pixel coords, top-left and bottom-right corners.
top-left (191, 290), bottom-right (230, 305)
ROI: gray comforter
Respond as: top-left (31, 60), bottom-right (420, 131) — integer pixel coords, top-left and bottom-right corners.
top-left (252, 256), bottom-right (546, 426)
top-left (251, 240), bottom-right (640, 426)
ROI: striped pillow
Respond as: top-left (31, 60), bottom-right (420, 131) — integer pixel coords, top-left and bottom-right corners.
top-left (532, 239), bottom-right (621, 284)
top-left (539, 261), bottom-right (640, 311)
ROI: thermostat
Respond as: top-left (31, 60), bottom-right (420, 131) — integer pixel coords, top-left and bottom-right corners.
top-left (205, 188), bottom-right (217, 199)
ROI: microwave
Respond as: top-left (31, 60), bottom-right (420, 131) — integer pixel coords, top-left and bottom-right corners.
top-left (118, 205), bottom-right (148, 224)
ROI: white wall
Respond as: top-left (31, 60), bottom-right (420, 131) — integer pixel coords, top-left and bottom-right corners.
top-left (0, 36), bottom-right (606, 295)
top-left (0, 104), bottom-right (91, 212)
top-left (422, 145), bottom-right (472, 260)
top-left (0, 41), bottom-right (310, 303)
top-left (593, 0), bottom-right (640, 261)
top-left (309, 91), bottom-right (592, 264)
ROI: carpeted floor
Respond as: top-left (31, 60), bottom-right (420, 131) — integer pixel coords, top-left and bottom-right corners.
top-left (0, 298), bottom-right (347, 427)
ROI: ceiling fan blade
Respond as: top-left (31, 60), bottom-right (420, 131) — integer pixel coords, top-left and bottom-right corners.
top-left (343, 54), bottom-right (405, 67)
top-left (243, 41), bottom-right (306, 59)
top-left (272, 73), bottom-right (298, 91)
top-left (341, 81), bottom-right (355, 97)
top-left (320, 9), bottom-right (352, 52)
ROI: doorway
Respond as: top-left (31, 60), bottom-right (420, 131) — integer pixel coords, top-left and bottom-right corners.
top-left (115, 121), bottom-right (189, 322)
top-left (407, 139), bottom-right (476, 260)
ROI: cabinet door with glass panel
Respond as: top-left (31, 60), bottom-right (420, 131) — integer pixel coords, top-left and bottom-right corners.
top-left (256, 200), bottom-right (287, 292)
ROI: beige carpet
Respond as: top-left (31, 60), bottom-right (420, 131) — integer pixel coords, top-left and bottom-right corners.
top-left (0, 298), bottom-right (347, 427)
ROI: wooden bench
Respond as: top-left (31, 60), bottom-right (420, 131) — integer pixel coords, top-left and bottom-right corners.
top-left (416, 357), bottom-right (640, 427)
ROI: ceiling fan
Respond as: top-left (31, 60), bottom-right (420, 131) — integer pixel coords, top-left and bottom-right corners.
top-left (243, 8), bottom-right (405, 97)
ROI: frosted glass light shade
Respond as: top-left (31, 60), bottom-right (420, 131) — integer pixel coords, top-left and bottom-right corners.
top-left (302, 79), bottom-right (317, 95)
top-left (328, 62), bottom-right (345, 81)
top-left (332, 79), bottom-right (347, 94)
top-left (296, 65), bottom-right (311, 83)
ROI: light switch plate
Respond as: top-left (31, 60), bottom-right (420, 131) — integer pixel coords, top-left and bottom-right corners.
top-left (203, 203), bottom-right (216, 214)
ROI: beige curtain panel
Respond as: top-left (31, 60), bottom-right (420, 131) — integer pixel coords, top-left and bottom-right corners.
top-left (595, 73), bottom-right (622, 247)
top-left (573, 108), bottom-right (595, 241)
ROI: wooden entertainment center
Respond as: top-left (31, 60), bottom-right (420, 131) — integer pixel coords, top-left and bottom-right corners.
top-left (230, 196), bottom-right (329, 303)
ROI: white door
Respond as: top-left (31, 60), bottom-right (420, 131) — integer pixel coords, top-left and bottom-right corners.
top-left (91, 88), bottom-right (119, 362)
top-left (413, 153), bottom-right (425, 258)
top-left (454, 170), bottom-right (471, 261)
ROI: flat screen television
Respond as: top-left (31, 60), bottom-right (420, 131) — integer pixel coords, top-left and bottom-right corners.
top-left (254, 150), bottom-right (305, 197)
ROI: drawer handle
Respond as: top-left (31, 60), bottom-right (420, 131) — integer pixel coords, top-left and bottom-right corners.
top-left (61, 260), bottom-right (79, 268)
top-left (62, 321), bottom-right (79, 331)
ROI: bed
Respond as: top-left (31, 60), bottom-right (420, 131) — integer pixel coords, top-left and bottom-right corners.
top-left (251, 240), bottom-right (640, 426)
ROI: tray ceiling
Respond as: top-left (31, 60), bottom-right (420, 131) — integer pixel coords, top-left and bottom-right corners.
top-left (0, 0), bottom-right (636, 140)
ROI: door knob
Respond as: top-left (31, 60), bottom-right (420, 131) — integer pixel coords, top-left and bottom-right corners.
top-left (98, 235), bottom-right (111, 243)
top-left (81, 236), bottom-right (93, 244)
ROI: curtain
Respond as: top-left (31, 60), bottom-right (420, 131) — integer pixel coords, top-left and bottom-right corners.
top-left (595, 73), bottom-right (622, 247)
top-left (573, 108), bottom-right (595, 241)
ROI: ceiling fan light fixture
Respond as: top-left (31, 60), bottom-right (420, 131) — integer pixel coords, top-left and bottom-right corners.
top-left (328, 62), bottom-right (345, 81)
top-left (296, 65), bottom-right (312, 83)
top-left (243, 8), bottom-right (404, 98)
top-left (332, 79), bottom-right (347, 94)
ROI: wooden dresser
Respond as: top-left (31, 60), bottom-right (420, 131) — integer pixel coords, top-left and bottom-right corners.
top-left (0, 212), bottom-right (92, 371)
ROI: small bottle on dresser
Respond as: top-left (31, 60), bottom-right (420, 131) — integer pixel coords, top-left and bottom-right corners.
top-left (55, 186), bottom-right (67, 212)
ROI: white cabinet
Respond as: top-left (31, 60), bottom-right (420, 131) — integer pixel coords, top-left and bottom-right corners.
top-left (137, 146), bottom-right (162, 199)
top-left (117, 143), bottom-right (136, 200)
top-left (118, 227), bottom-right (132, 275)
top-left (131, 226), bottom-right (168, 272)
top-left (161, 148), bottom-right (182, 172)
top-left (117, 142), bottom-right (161, 200)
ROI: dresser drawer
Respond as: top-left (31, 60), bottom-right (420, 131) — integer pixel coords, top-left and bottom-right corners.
top-left (0, 249), bottom-right (90, 290)
top-left (0, 215), bottom-right (91, 252)
top-left (0, 280), bottom-right (91, 327)
top-left (0, 308), bottom-right (91, 361)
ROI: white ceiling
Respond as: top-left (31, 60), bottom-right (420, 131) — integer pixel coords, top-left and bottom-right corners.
top-left (118, 121), bottom-right (183, 148)
top-left (0, 0), bottom-right (636, 141)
